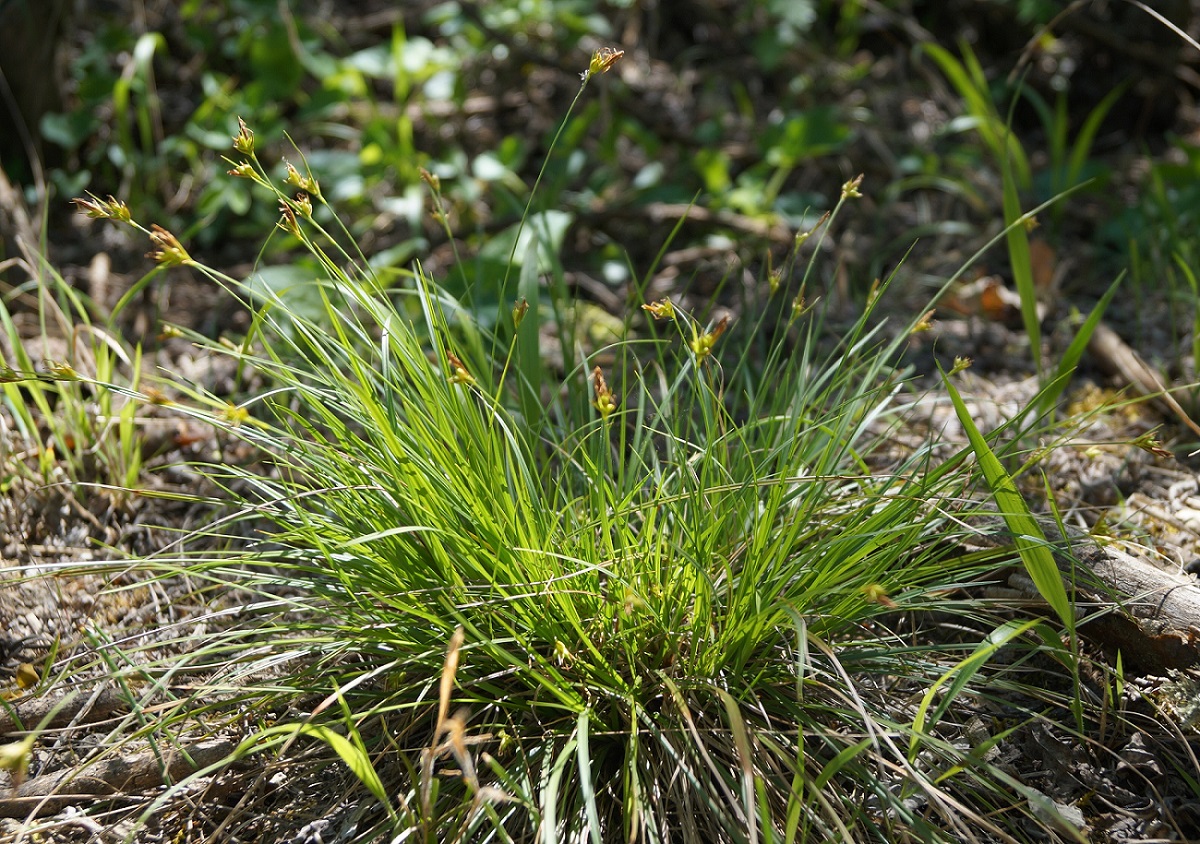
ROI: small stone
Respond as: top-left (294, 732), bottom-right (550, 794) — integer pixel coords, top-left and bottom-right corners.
top-left (1173, 507), bottom-right (1200, 531)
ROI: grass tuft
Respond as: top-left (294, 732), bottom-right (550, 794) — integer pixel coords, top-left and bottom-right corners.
top-left (31, 51), bottom-right (1128, 844)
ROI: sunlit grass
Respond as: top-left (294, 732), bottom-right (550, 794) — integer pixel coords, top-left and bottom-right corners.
top-left (6, 45), bottom-right (1146, 844)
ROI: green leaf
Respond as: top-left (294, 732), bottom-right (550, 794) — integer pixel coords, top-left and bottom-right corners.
top-left (243, 723), bottom-right (392, 810)
top-left (923, 42), bottom-right (1030, 188)
top-left (1067, 83), bottom-right (1127, 189)
top-left (244, 264), bottom-right (329, 326)
top-left (908, 618), bottom-right (1039, 760)
top-left (1035, 272), bottom-right (1122, 419)
top-left (763, 106), bottom-right (851, 166)
top-left (480, 211), bottom-right (574, 273)
top-left (942, 370), bottom-right (1074, 631)
top-left (1002, 170), bottom-right (1040, 376)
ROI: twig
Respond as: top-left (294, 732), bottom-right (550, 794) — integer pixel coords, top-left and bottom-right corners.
top-left (0, 737), bottom-right (235, 818)
top-left (0, 687), bottom-right (126, 736)
top-left (1087, 321), bottom-right (1200, 438)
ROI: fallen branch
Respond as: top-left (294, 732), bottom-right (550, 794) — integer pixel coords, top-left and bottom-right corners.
top-left (993, 532), bottom-right (1200, 675)
top-left (1074, 543), bottom-right (1200, 674)
top-left (975, 513), bottom-right (1200, 675)
top-left (0, 737), bottom-right (235, 818)
top-left (0, 686), bottom-right (126, 737)
top-left (1087, 321), bottom-right (1200, 437)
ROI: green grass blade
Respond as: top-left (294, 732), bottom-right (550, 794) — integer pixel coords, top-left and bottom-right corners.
top-left (809, 737), bottom-right (871, 794)
top-left (907, 618), bottom-right (1039, 761)
top-left (243, 723), bottom-right (392, 812)
top-left (541, 734), bottom-right (578, 844)
top-left (923, 42), bottom-right (1029, 188)
top-left (942, 369), bottom-right (1074, 631)
top-left (1066, 82), bottom-right (1127, 189)
top-left (718, 689), bottom-right (758, 844)
top-left (1002, 158), bottom-right (1039, 376)
top-left (1035, 272), bottom-right (1123, 419)
top-left (575, 710), bottom-right (603, 844)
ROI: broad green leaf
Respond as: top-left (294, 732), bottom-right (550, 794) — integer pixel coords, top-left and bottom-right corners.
top-left (942, 370), bottom-right (1074, 630)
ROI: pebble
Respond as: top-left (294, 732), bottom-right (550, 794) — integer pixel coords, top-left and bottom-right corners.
top-left (1174, 507), bottom-right (1200, 532)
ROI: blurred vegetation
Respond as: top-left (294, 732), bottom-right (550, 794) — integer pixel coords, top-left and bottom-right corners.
top-left (2, 0), bottom-right (1189, 323)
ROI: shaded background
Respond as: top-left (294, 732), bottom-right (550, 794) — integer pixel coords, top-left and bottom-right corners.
top-left (1, 0), bottom-right (1199, 362)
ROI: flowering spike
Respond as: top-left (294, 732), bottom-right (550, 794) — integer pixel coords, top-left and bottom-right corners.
top-left (841, 174), bottom-right (864, 199)
top-left (862, 583), bottom-right (898, 609)
top-left (72, 195), bottom-right (107, 218)
top-left (107, 195), bottom-right (132, 223)
top-left (512, 298), bottom-right (529, 329)
top-left (768, 268), bottom-right (783, 295)
top-left (689, 316), bottom-right (729, 361)
top-left (278, 201), bottom-right (301, 236)
top-left (790, 291), bottom-right (807, 323)
top-left (592, 366), bottom-right (617, 419)
top-left (219, 402), bottom-right (250, 426)
top-left (911, 309), bottom-right (935, 334)
top-left (640, 298), bottom-right (676, 320)
top-left (233, 117), bottom-right (255, 156)
top-left (284, 159), bottom-right (320, 197)
top-left (147, 225), bottom-right (192, 266)
top-left (446, 352), bottom-right (475, 386)
top-left (227, 161), bottom-right (256, 179)
top-left (1132, 430), bottom-right (1173, 460)
top-left (294, 192), bottom-right (313, 219)
top-left (72, 193), bottom-right (131, 224)
top-left (44, 361), bottom-right (79, 381)
top-left (284, 160), bottom-right (302, 186)
top-left (142, 387), bottom-right (174, 406)
top-left (583, 46), bottom-right (624, 80)
top-left (866, 278), bottom-right (882, 308)
top-left (795, 211), bottom-right (830, 248)
top-left (554, 639), bottom-right (573, 665)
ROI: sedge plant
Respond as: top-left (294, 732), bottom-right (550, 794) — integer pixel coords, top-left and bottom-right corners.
top-left (0, 237), bottom-right (148, 498)
top-left (45, 50), bottom-right (1116, 844)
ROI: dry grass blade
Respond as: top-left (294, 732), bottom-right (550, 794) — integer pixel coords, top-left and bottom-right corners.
top-left (436, 626), bottom-right (465, 741)
top-left (421, 626), bottom-right (467, 818)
